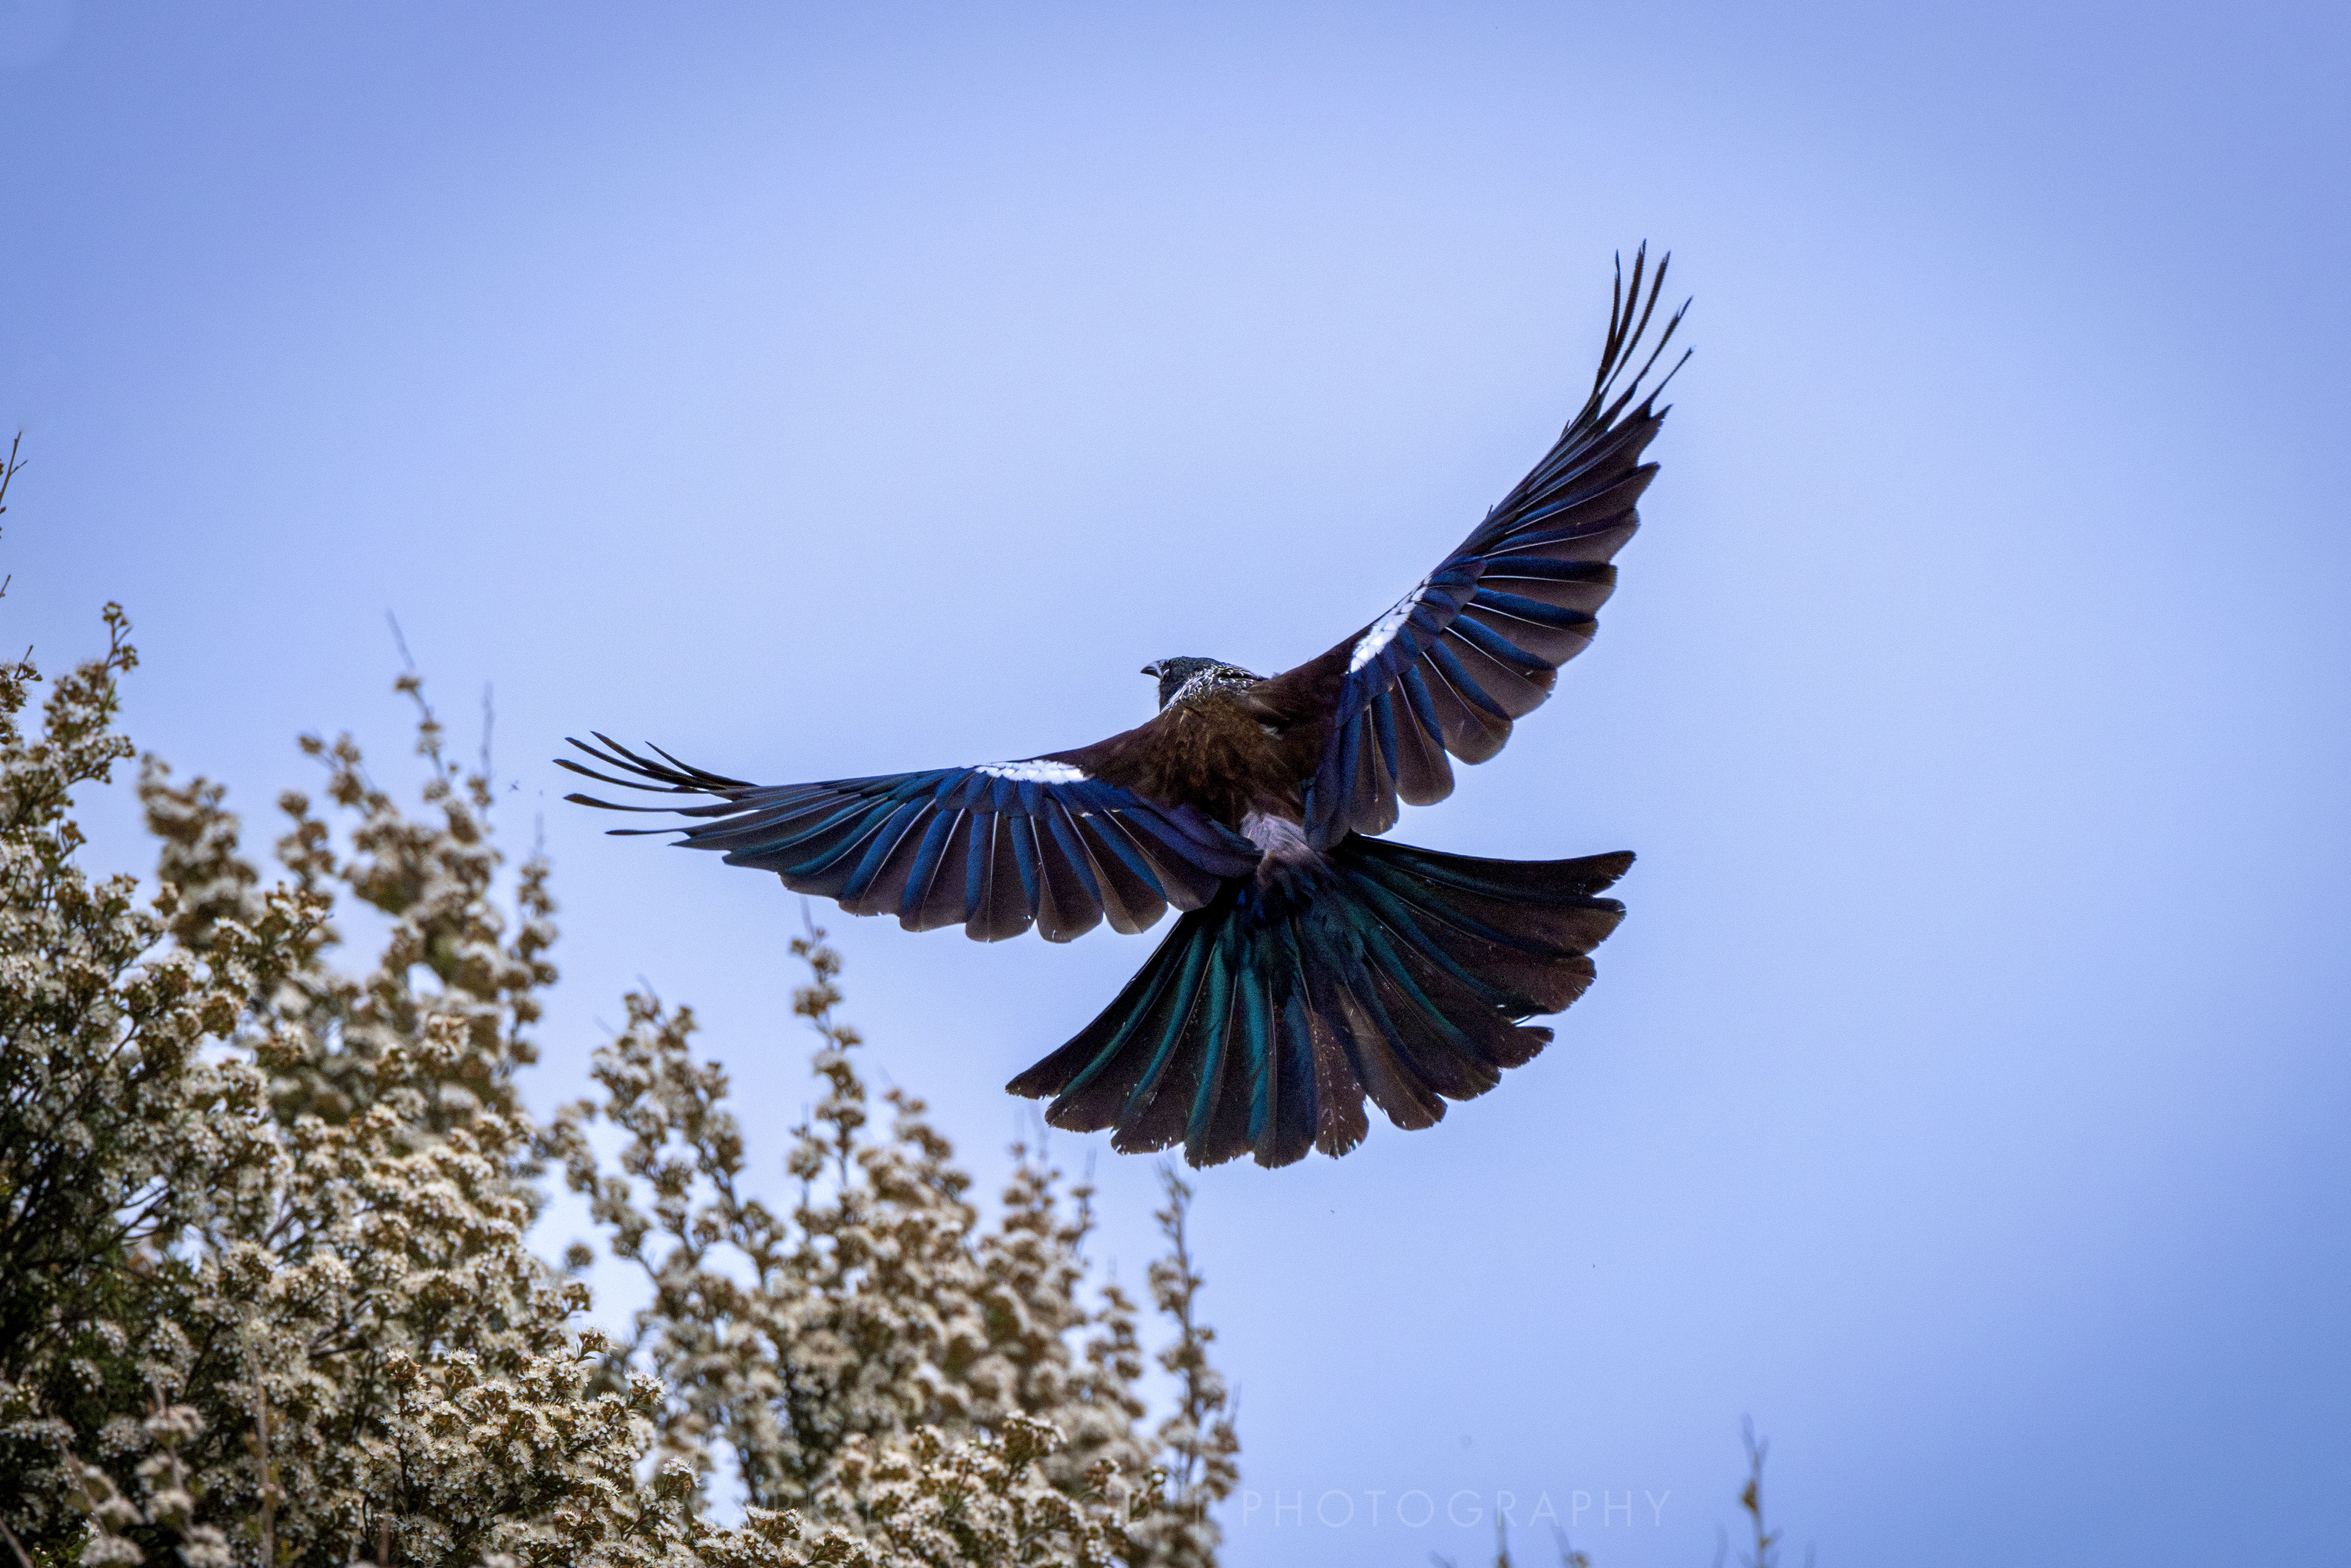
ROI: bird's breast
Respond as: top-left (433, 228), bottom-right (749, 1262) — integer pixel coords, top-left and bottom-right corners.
top-left (1094, 695), bottom-right (1300, 828)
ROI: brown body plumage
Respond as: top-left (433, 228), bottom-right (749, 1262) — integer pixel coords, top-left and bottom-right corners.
top-left (1076, 692), bottom-right (1306, 832)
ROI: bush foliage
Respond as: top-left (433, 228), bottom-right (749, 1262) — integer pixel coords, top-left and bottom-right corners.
top-left (0, 447), bottom-right (1236, 1567)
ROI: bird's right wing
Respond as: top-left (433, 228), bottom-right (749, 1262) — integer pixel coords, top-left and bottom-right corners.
top-left (1250, 248), bottom-right (1687, 847)
top-left (559, 737), bottom-right (1260, 943)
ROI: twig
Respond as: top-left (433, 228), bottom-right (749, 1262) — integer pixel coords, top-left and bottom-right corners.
top-left (0, 430), bottom-right (23, 513)
top-left (1737, 1417), bottom-right (1780, 1568)
top-left (0, 431), bottom-right (25, 599)
top-left (386, 610), bottom-right (417, 675)
top-left (0, 1514), bottom-right (36, 1568)
top-left (254, 1329), bottom-right (278, 1568)
top-left (1550, 1526), bottom-right (1592, 1568)
top-left (479, 682), bottom-right (496, 791)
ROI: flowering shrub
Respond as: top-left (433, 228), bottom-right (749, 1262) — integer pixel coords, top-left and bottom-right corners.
top-left (0, 450), bottom-right (1235, 1567)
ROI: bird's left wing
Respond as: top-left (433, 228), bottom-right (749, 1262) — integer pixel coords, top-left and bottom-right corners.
top-left (1250, 248), bottom-right (1687, 848)
top-left (558, 736), bottom-right (1260, 943)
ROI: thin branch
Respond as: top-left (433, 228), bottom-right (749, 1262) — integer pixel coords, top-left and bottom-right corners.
top-left (385, 611), bottom-right (417, 677)
top-left (0, 431), bottom-right (22, 599)
top-left (0, 1514), bottom-right (35, 1568)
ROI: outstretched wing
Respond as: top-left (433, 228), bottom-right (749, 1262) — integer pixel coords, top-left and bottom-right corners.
top-left (559, 737), bottom-right (1260, 943)
top-left (1252, 247), bottom-right (1688, 848)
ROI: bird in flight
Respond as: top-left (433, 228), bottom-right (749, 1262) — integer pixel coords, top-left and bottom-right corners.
top-left (563, 249), bottom-right (1686, 1169)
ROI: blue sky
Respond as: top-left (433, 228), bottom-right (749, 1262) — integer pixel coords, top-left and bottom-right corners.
top-left (4, 3), bottom-right (2347, 1563)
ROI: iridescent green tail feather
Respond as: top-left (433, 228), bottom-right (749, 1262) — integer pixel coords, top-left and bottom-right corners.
top-left (1006, 838), bottom-right (1632, 1169)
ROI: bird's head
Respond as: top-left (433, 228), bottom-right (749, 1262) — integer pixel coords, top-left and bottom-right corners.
top-left (1141, 656), bottom-right (1261, 710)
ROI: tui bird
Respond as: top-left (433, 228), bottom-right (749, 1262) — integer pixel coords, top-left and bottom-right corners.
top-left (562, 249), bottom-right (1687, 1170)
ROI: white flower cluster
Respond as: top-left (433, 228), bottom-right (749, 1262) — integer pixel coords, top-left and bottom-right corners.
top-left (0, 527), bottom-right (1235, 1567)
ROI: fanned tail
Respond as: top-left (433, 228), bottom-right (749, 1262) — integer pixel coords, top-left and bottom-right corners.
top-left (1007, 838), bottom-right (1632, 1169)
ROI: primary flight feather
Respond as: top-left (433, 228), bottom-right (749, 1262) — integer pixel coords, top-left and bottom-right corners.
top-left (562, 247), bottom-right (1688, 1169)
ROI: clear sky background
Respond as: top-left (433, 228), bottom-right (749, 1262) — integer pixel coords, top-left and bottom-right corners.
top-left (4, 3), bottom-right (2346, 1563)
